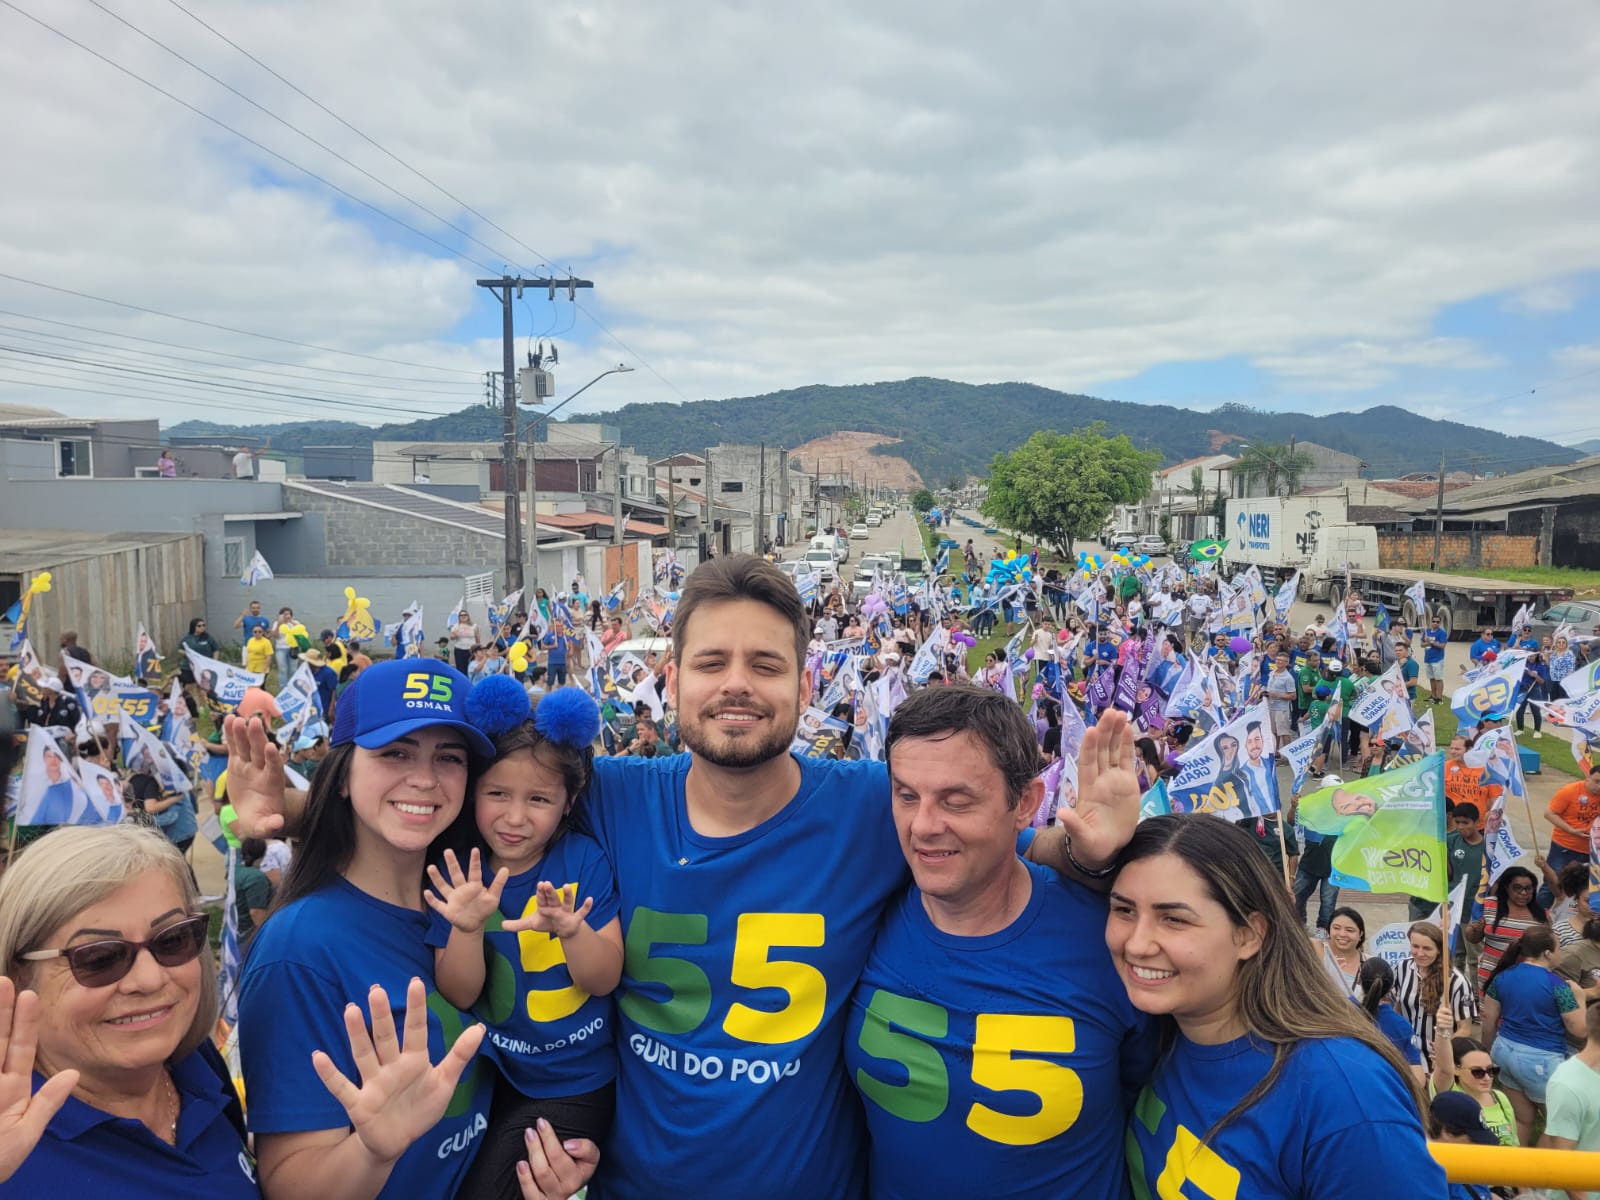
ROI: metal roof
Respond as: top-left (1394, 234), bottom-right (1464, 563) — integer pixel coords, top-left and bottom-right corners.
top-left (0, 528), bottom-right (197, 573)
top-left (391, 439), bottom-right (612, 461)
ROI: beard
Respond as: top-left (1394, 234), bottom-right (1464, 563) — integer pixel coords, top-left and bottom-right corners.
top-left (679, 703), bottom-right (798, 769)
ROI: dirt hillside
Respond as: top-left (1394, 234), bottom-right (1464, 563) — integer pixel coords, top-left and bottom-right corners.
top-left (789, 431), bottom-right (924, 491)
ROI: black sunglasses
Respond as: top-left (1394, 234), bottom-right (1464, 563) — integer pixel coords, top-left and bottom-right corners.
top-left (1465, 1065), bottom-right (1501, 1080)
top-left (20, 914), bottom-right (209, 988)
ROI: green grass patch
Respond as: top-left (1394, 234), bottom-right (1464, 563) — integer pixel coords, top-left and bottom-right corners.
top-left (1435, 565), bottom-right (1600, 599)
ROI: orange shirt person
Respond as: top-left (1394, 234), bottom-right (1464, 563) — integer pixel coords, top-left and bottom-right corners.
top-left (1444, 736), bottom-right (1502, 830)
top-left (1545, 766), bottom-right (1600, 858)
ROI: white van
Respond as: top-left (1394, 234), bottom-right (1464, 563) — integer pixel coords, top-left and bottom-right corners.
top-left (810, 533), bottom-right (849, 564)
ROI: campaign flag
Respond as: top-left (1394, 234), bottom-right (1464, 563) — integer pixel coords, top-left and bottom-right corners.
top-left (1139, 780), bottom-right (1172, 821)
top-left (1162, 656), bottom-right (1202, 721)
top-left (444, 597), bottom-right (466, 636)
top-left (124, 719), bottom-right (194, 795)
top-left (1113, 664), bottom-right (1140, 714)
top-left (62, 657), bottom-right (134, 725)
top-left (14, 726), bottom-right (92, 825)
top-left (109, 684), bottom-right (161, 727)
top-left (1462, 729), bottom-right (1529, 904)
top-left (1590, 817), bottom-right (1600, 917)
top-left (219, 845), bottom-right (241, 1024)
top-left (1349, 666), bottom-right (1408, 729)
top-left (1273, 571), bottom-right (1301, 624)
top-left (1390, 708), bottom-right (1437, 767)
top-left (1373, 602), bottom-right (1391, 633)
top-left (1297, 753), bottom-right (1448, 903)
top-left (1280, 719), bottom-right (1326, 797)
top-left (1058, 687), bottom-right (1089, 763)
top-left (181, 646), bottom-right (264, 713)
top-left (934, 546), bottom-right (949, 576)
top-left (1188, 538), bottom-right (1227, 562)
top-left (1086, 665), bottom-right (1117, 711)
top-left (76, 760), bottom-right (126, 825)
top-left (1405, 580), bottom-right (1428, 617)
top-left (908, 626), bottom-right (946, 686)
top-left (1510, 602), bottom-right (1534, 635)
top-left (1541, 688), bottom-right (1600, 738)
top-left (795, 572), bottom-right (819, 606)
top-left (1450, 652), bottom-right (1528, 726)
top-left (239, 550), bottom-right (274, 587)
top-left (1326, 605), bottom-right (1351, 650)
top-left (135, 624), bottom-right (163, 681)
top-left (1168, 701), bottom-right (1278, 819)
top-left (7, 572), bottom-right (50, 651)
top-left (1563, 657), bottom-right (1600, 700)
top-left (276, 662), bottom-right (321, 723)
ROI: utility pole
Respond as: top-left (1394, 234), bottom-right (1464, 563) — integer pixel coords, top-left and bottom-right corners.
top-left (613, 446), bottom-right (625, 547)
top-left (1286, 435), bottom-right (1297, 497)
top-left (667, 466), bottom-right (677, 545)
top-left (1430, 451), bottom-right (1446, 571)
top-left (757, 441), bottom-right (766, 552)
top-left (476, 273), bottom-right (593, 592)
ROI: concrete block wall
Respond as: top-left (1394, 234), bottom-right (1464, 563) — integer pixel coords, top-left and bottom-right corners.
top-left (284, 489), bottom-right (504, 573)
top-left (1377, 532), bottom-right (1539, 571)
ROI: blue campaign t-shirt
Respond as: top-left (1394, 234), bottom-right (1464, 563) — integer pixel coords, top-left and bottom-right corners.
top-left (240, 878), bottom-right (494, 1199)
top-left (845, 861), bottom-right (1153, 1200)
top-left (240, 614), bottom-right (271, 642)
top-left (1126, 1033), bottom-right (1446, 1199)
top-left (1469, 637), bottom-right (1500, 663)
top-left (1486, 962), bottom-right (1578, 1054)
top-left (1424, 627), bottom-right (1448, 663)
top-left (544, 631), bottom-right (568, 667)
top-left (1373, 1002), bottom-right (1423, 1066)
top-left (16, 1040), bottom-right (256, 1198)
top-left (583, 752), bottom-right (906, 1200)
top-left (425, 831), bottom-right (619, 1098)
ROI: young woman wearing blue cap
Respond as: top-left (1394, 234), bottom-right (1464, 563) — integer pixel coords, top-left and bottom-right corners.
top-left (236, 658), bottom-right (586, 1200)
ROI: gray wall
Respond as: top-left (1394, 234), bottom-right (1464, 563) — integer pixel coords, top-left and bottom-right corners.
top-left (0, 437), bottom-right (56, 480)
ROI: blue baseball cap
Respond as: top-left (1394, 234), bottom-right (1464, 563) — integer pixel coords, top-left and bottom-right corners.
top-left (330, 659), bottom-right (494, 757)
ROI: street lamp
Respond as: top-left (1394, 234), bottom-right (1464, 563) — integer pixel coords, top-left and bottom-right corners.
top-left (521, 365), bottom-right (634, 602)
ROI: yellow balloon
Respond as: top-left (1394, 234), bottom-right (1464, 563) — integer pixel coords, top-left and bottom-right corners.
top-left (509, 642), bottom-right (530, 673)
top-left (30, 571), bottom-right (51, 594)
top-left (344, 586), bottom-right (357, 604)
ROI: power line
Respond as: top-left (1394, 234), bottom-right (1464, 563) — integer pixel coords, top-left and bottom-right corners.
top-left (0, 308), bottom-right (480, 389)
top-left (160, 0), bottom-right (565, 277)
top-left (0, 323), bottom-right (475, 405)
top-left (0, 0), bottom-right (504, 275)
top-left (80, 0), bottom-right (540, 281)
top-left (0, 345), bottom-right (456, 421)
top-left (0, 272), bottom-right (476, 375)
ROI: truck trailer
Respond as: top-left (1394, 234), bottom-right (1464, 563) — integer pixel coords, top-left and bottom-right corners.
top-left (1222, 497), bottom-right (1571, 639)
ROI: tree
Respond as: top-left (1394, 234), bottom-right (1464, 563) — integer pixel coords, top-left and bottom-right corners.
top-left (910, 489), bottom-right (936, 513)
top-left (1235, 442), bottom-right (1316, 497)
top-left (979, 424), bottom-right (1160, 558)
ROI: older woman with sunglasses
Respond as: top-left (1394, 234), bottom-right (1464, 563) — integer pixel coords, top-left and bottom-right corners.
top-left (0, 824), bottom-right (255, 1195)
top-left (0, 824), bottom-right (470, 1197)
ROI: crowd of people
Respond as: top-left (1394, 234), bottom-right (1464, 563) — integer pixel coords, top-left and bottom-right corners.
top-left (2, 530), bottom-right (1599, 1197)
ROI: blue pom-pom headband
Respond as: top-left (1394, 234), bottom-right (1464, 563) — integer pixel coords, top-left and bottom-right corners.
top-left (464, 675), bottom-right (601, 749)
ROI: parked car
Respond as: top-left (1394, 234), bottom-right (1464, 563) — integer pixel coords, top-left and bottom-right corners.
top-left (1531, 600), bottom-right (1600, 643)
top-left (810, 533), bottom-right (849, 564)
top-left (865, 514), bottom-right (882, 527)
top-left (850, 524), bottom-right (870, 539)
top-left (1135, 535), bottom-right (1166, 556)
top-left (1109, 530), bottom-right (1139, 550)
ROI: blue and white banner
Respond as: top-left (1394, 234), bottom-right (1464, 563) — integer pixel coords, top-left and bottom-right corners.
top-left (239, 550), bottom-right (273, 587)
top-left (1272, 571), bottom-right (1301, 623)
top-left (1168, 701), bottom-right (1279, 819)
top-left (1450, 652), bottom-right (1528, 726)
top-left (181, 646), bottom-right (264, 712)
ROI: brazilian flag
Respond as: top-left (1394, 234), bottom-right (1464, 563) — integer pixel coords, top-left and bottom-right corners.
top-left (1188, 538), bottom-right (1227, 561)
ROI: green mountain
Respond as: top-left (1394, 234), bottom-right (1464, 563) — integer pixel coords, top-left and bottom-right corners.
top-left (169, 377), bottom-right (1577, 482)
top-left (1571, 438), bottom-right (1600, 455)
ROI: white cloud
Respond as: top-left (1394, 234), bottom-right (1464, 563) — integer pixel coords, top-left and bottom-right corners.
top-left (1504, 280), bottom-right (1581, 314)
top-left (0, 0), bottom-right (1597, 442)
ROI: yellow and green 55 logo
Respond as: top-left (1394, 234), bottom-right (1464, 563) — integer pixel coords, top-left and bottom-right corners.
top-left (402, 672), bottom-right (454, 703)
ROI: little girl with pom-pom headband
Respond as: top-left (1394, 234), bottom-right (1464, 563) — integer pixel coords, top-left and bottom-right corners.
top-left (424, 673), bottom-right (621, 1192)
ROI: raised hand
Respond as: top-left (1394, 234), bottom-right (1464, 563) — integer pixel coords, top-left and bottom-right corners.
top-left (517, 1121), bottom-right (600, 1199)
top-left (1058, 708), bottom-right (1141, 873)
top-left (0, 978), bottom-right (80, 1184)
top-left (222, 712), bottom-right (291, 838)
top-left (311, 978), bottom-right (485, 1167)
top-left (504, 882), bottom-right (593, 939)
top-left (424, 849), bottom-right (509, 934)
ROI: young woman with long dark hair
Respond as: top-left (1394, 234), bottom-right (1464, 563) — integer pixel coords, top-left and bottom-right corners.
top-left (1108, 814), bottom-right (1444, 1196)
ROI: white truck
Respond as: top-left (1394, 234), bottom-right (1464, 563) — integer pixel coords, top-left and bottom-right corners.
top-left (1222, 497), bottom-right (1571, 639)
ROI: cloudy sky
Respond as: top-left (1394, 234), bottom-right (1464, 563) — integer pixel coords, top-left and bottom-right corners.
top-left (2, 0), bottom-right (1598, 467)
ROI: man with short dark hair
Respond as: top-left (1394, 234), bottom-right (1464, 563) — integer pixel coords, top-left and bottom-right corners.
top-left (846, 686), bottom-right (1150, 1197)
top-left (223, 555), bottom-right (1143, 1200)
